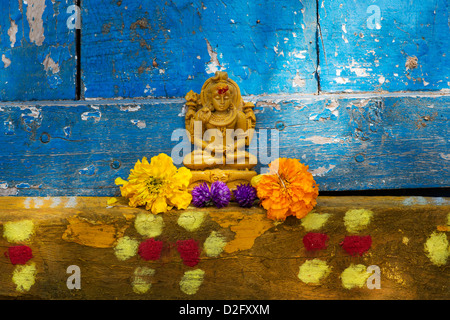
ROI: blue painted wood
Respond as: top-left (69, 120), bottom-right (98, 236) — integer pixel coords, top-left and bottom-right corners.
top-left (318, 0), bottom-right (450, 92)
top-left (0, 0), bottom-right (76, 101)
top-left (80, 0), bottom-right (318, 99)
top-left (0, 93), bottom-right (448, 196)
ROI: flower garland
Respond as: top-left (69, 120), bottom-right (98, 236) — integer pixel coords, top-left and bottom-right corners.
top-left (114, 154), bottom-right (318, 221)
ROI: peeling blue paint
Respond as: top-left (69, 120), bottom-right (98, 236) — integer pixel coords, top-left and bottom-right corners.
top-left (318, 0), bottom-right (450, 92)
top-left (0, 94), bottom-right (447, 196)
top-left (15, 183), bottom-right (31, 189)
top-left (79, 165), bottom-right (96, 176)
top-left (81, 111), bottom-right (102, 123)
top-left (81, 0), bottom-right (318, 99)
top-left (0, 0), bottom-right (76, 101)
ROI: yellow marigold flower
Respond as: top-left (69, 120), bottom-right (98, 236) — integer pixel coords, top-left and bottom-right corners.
top-left (255, 158), bottom-right (319, 221)
top-left (115, 153), bottom-right (192, 214)
top-left (107, 197), bottom-right (118, 205)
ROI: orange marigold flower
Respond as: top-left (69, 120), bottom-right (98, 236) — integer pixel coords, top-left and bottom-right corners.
top-left (255, 158), bottom-right (319, 221)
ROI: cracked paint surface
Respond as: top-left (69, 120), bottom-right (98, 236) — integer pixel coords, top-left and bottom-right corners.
top-left (25, 0), bottom-right (46, 46)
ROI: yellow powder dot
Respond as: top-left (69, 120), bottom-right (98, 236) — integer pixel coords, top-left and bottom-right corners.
top-left (424, 232), bottom-right (449, 266)
top-left (134, 213), bottom-right (164, 238)
top-left (297, 259), bottom-right (331, 285)
top-left (12, 263), bottom-right (37, 292)
top-left (341, 264), bottom-right (370, 289)
top-left (203, 231), bottom-right (227, 257)
top-left (301, 212), bottom-right (331, 231)
top-left (114, 236), bottom-right (139, 261)
top-left (132, 267), bottom-right (155, 294)
top-left (179, 269), bottom-right (205, 295)
top-left (343, 209), bottom-right (373, 234)
top-left (177, 211), bottom-right (206, 232)
top-left (3, 219), bottom-right (35, 243)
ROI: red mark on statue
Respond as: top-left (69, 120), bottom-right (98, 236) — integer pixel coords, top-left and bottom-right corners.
top-left (303, 232), bottom-right (329, 251)
top-left (176, 239), bottom-right (200, 267)
top-left (5, 245), bottom-right (33, 265)
top-left (217, 86), bottom-right (229, 95)
top-left (138, 238), bottom-right (163, 261)
top-left (340, 235), bottom-right (372, 256)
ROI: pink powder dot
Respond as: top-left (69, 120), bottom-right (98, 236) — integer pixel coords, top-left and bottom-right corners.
top-left (6, 245), bottom-right (33, 265)
top-left (302, 232), bottom-right (329, 251)
top-left (176, 239), bottom-right (200, 267)
top-left (138, 238), bottom-right (163, 261)
top-left (340, 235), bottom-right (372, 256)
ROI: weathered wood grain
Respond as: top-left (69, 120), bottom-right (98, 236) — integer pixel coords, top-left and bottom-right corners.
top-left (0, 196), bottom-right (448, 300)
top-left (80, 0), bottom-right (318, 98)
top-left (318, 0), bottom-right (450, 92)
top-left (0, 0), bottom-right (76, 101)
top-left (0, 93), bottom-right (448, 196)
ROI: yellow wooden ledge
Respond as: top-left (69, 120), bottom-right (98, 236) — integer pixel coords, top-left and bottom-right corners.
top-left (0, 196), bottom-right (449, 300)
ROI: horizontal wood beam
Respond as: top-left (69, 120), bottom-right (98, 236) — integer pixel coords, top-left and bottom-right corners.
top-left (0, 196), bottom-right (449, 299)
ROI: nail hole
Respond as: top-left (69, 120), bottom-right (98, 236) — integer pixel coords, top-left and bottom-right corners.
top-left (275, 121), bottom-right (285, 131)
top-left (40, 132), bottom-right (51, 144)
top-left (110, 159), bottom-right (121, 169)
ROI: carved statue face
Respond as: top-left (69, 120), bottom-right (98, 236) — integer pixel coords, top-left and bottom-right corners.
top-left (211, 83), bottom-right (232, 112)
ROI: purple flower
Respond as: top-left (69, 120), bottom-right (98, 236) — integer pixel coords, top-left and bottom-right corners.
top-left (191, 183), bottom-right (212, 207)
top-left (233, 183), bottom-right (257, 208)
top-left (210, 181), bottom-right (231, 208)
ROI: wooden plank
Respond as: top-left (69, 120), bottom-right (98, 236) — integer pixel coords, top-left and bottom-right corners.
top-left (0, 0), bottom-right (77, 101)
top-left (0, 93), bottom-right (448, 196)
top-left (0, 196), bottom-right (449, 299)
top-left (80, 0), bottom-right (318, 99)
top-left (318, 0), bottom-right (450, 92)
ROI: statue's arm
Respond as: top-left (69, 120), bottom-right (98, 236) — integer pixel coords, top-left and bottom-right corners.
top-left (231, 111), bottom-right (251, 151)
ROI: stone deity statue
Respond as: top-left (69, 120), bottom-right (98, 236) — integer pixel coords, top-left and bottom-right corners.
top-left (183, 71), bottom-right (257, 190)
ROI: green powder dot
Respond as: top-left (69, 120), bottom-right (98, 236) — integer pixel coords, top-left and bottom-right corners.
top-left (177, 211), bottom-right (206, 232)
top-left (12, 263), bottom-right (37, 292)
top-left (343, 209), bottom-right (373, 233)
top-left (132, 267), bottom-right (155, 294)
top-left (424, 232), bottom-right (449, 266)
top-left (180, 269), bottom-right (205, 295)
top-left (301, 212), bottom-right (331, 231)
top-left (134, 213), bottom-right (164, 238)
top-left (3, 219), bottom-right (35, 243)
top-left (114, 236), bottom-right (139, 261)
top-left (297, 259), bottom-right (331, 285)
top-left (341, 264), bottom-right (370, 289)
top-left (203, 231), bottom-right (227, 257)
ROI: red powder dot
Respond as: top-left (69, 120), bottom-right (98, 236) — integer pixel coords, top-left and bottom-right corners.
top-left (138, 238), bottom-right (163, 261)
top-left (176, 239), bottom-right (200, 267)
top-left (6, 245), bottom-right (33, 265)
top-left (340, 235), bottom-right (372, 256)
top-left (302, 232), bottom-right (329, 251)
top-left (217, 86), bottom-right (229, 95)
